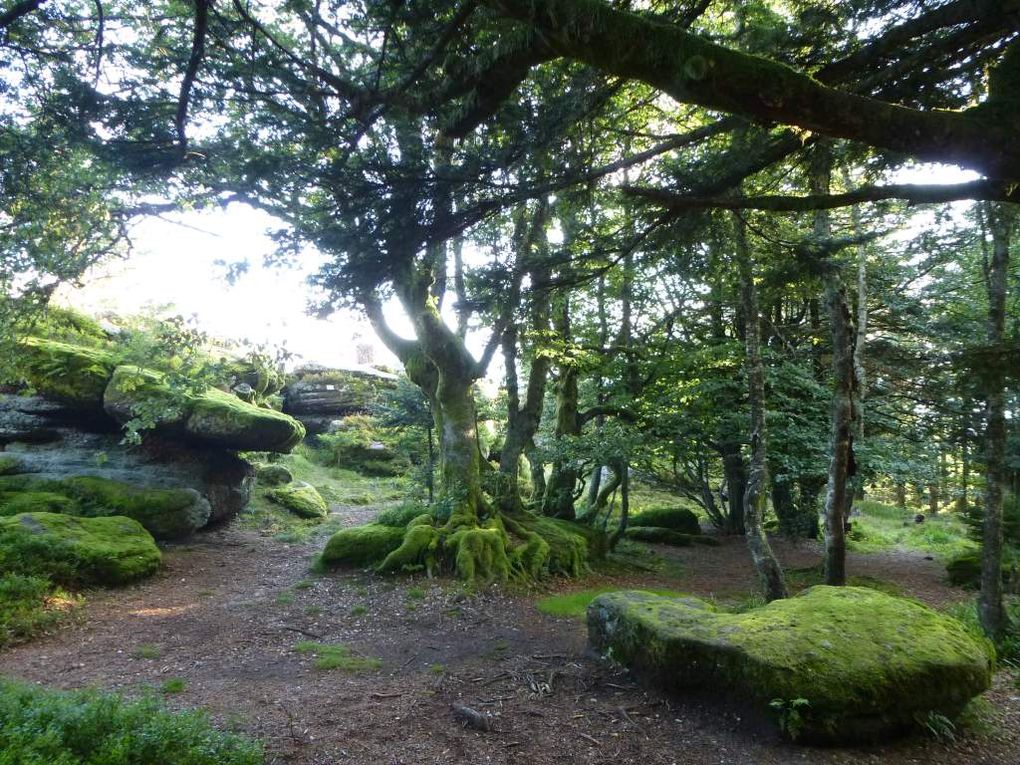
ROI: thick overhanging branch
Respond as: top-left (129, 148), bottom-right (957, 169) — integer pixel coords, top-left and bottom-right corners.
top-left (623, 179), bottom-right (1020, 212)
top-left (175, 0), bottom-right (210, 154)
top-left (489, 0), bottom-right (1020, 180)
top-left (0, 0), bottom-right (45, 30)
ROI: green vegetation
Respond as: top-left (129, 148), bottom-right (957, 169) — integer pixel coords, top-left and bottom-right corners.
top-left (624, 526), bottom-right (719, 546)
top-left (266, 482), bottom-right (329, 519)
top-left (161, 677), bottom-right (187, 694)
top-left (133, 643), bottom-right (161, 660)
top-left (0, 573), bottom-right (81, 649)
top-left (16, 336), bottom-right (115, 406)
top-left (0, 512), bottom-right (161, 586)
top-left (321, 524), bottom-right (406, 568)
top-left (0, 678), bottom-right (262, 765)
top-left (589, 587), bottom-right (994, 743)
top-left (293, 641), bottom-right (382, 671)
top-left (536, 586), bottom-right (692, 619)
top-left (629, 506), bottom-right (702, 535)
top-left (315, 415), bottom-right (410, 477)
top-left (848, 501), bottom-right (977, 561)
top-left (784, 566), bottom-right (904, 596)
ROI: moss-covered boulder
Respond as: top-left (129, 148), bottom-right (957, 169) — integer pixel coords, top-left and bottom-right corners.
top-left (17, 338), bottom-right (116, 407)
top-left (624, 526), bottom-right (720, 547)
top-left (0, 512), bottom-right (161, 586)
top-left (321, 523), bottom-right (406, 567)
top-left (104, 366), bottom-right (305, 452)
top-left (587, 586), bottom-right (993, 744)
top-left (267, 481), bottom-right (328, 519)
top-left (946, 551), bottom-right (1018, 591)
top-left (254, 462), bottom-right (293, 486)
top-left (0, 475), bottom-right (210, 540)
top-left (629, 506), bottom-right (701, 535)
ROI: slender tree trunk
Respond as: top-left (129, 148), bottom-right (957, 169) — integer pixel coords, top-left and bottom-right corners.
top-left (813, 146), bottom-right (858, 586)
top-left (609, 460), bottom-right (630, 550)
top-left (895, 482), bottom-right (907, 509)
top-left (543, 292), bottom-right (580, 519)
top-left (426, 424), bottom-right (435, 504)
top-left (735, 213), bottom-right (787, 600)
top-left (958, 415), bottom-right (970, 513)
top-left (978, 202), bottom-right (1015, 638)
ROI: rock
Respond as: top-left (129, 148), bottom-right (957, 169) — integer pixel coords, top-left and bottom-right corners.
top-left (104, 366), bottom-right (305, 452)
top-left (232, 382), bottom-right (256, 403)
top-left (255, 462), bottom-right (293, 486)
top-left (587, 586), bottom-right (993, 743)
top-left (624, 526), bottom-right (719, 546)
top-left (15, 337), bottom-right (116, 407)
top-left (0, 512), bottom-right (161, 586)
top-left (1, 394), bottom-right (254, 528)
top-left (321, 523), bottom-right (406, 567)
top-left (282, 365), bottom-right (396, 435)
top-left (266, 481), bottom-right (328, 519)
top-left (0, 475), bottom-right (210, 540)
top-left (628, 506), bottom-right (701, 535)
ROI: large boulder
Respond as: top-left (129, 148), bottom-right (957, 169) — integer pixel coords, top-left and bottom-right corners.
top-left (587, 586), bottom-right (993, 743)
top-left (255, 462), bottom-right (293, 486)
top-left (629, 506), bottom-right (701, 535)
top-left (282, 365), bottom-right (396, 435)
top-left (104, 366), bottom-right (305, 452)
top-left (321, 523), bottom-right (406, 567)
top-left (1, 395), bottom-right (254, 528)
top-left (0, 512), bottom-right (161, 586)
top-left (266, 481), bottom-right (328, 519)
top-left (15, 338), bottom-right (116, 407)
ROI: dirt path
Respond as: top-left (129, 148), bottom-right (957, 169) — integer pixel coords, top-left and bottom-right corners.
top-left (2, 514), bottom-right (1017, 765)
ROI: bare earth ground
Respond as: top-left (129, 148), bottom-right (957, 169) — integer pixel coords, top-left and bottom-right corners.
top-left (2, 507), bottom-right (1018, 765)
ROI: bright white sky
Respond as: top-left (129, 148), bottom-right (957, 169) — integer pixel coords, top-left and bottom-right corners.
top-left (53, 163), bottom-right (976, 377)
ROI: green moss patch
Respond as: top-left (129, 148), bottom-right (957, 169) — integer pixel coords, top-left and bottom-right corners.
top-left (0, 456), bottom-right (23, 476)
top-left (254, 462), bottom-right (293, 486)
top-left (588, 586), bottom-right (994, 743)
top-left (266, 481), bottom-right (328, 519)
top-left (0, 512), bottom-right (161, 586)
top-left (629, 506), bottom-right (701, 535)
top-left (16, 337), bottom-right (116, 406)
top-left (625, 526), bottom-right (719, 547)
top-left (293, 641), bottom-right (382, 671)
top-left (0, 678), bottom-right (263, 765)
top-left (0, 475), bottom-right (209, 540)
top-left (321, 523), bottom-right (407, 567)
top-left (537, 587), bottom-right (691, 619)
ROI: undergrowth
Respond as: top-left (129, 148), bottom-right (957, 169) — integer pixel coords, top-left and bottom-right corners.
top-left (0, 573), bottom-right (81, 649)
top-left (849, 500), bottom-right (976, 560)
top-left (293, 641), bottom-right (382, 671)
top-left (0, 678), bottom-right (263, 764)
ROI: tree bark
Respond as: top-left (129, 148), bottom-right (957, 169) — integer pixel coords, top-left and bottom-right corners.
top-left (735, 212), bottom-right (787, 600)
top-left (978, 202), bottom-right (1015, 638)
top-left (543, 292), bottom-right (580, 519)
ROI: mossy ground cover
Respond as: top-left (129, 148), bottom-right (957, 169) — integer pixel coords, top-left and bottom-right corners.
top-left (0, 678), bottom-right (263, 765)
top-left (293, 641), bottom-right (382, 671)
top-left (849, 500), bottom-right (977, 560)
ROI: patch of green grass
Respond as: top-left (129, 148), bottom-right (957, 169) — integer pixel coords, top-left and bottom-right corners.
top-left (294, 579), bottom-right (313, 590)
top-left (943, 596), bottom-right (1020, 662)
top-left (161, 677), bottom-right (187, 694)
top-left (0, 678), bottom-right (262, 764)
top-left (350, 604), bottom-right (367, 617)
top-left (293, 641), bottom-right (382, 671)
top-left (406, 586), bottom-right (425, 601)
top-left (784, 566), bottom-right (904, 596)
top-left (0, 573), bottom-right (81, 649)
top-left (428, 663), bottom-right (445, 675)
top-left (133, 643), bottom-right (161, 660)
top-left (849, 501), bottom-right (977, 560)
top-left (536, 586), bottom-right (692, 619)
top-left (274, 592), bottom-right (294, 606)
top-left (305, 606), bottom-right (323, 617)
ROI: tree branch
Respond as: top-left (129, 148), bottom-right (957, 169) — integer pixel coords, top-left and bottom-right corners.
top-left (175, 0), bottom-right (209, 153)
top-left (0, 0), bottom-right (45, 31)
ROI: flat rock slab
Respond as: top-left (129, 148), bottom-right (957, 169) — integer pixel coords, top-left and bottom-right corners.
top-left (587, 586), bottom-right (993, 743)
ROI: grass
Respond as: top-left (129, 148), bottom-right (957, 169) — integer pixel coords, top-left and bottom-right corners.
top-left (406, 586), bottom-right (425, 601)
top-left (784, 565), bottom-right (904, 596)
top-left (849, 500), bottom-right (977, 561)
top-left (943, 596), bottom-right (1020, 662)
top-left (0, 678), bottom-right (262, 765)
top-left (350, 604), bottom-right (367, 616)
top-left (133, 643), bottom-right (161, 660)
top-left (161, 677), bottom-right (187, 694)
top-left (536, 587), bottom-right (692, 619)
top-left (293, 641), bottom-right (382, 671)
top-left (274, 592), bottom-right (294, 606)
top-left (0, 573), bottom-right (81, 649)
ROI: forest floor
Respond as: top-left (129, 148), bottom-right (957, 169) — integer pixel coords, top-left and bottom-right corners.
top-left (1, 502), bottom-right (1018, 765)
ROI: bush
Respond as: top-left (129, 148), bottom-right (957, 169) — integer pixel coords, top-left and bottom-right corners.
top-left (629, 506), bottom-right (701, 535)
top-left (314, 415), bottom-right (410, 476)
top-left (0, 678), bottom-right (263, 764)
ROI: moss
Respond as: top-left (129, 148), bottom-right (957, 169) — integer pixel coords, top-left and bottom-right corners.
top-left (0, 475), bottom-right (209, 540)
top-left (588, 586), bottom-right (994, 743)
top-left (0, 512), bottom-right (161, 586)
top-left (630, 506), bottom-right (701, 535)
top-left (0, 456), bottom-right (23, 476)
top-left (378, 523), bottom-right (441, 574)
top-left (293, 641), bottom-right (382, 671)
top-left (254, 462), bottom-right (292, 486)
top-left (448, 524), bottom-right (513, 583)
top-left (537, 586), bottom-right (692, 619)
top-left (17, 337), bottom-right (116, 406)
top-left (266, 482), bottom-right (328, 519)
top-left (105, 366), bottom-right (305, 453)
top-left (625, 526), bottom-right (719, 547)
top-left (320, 523), bottom-right (406, 567)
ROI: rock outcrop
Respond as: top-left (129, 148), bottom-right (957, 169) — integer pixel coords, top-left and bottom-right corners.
top-left (282, 364), bottom-right (396, 435)
top-left (587, 586), bottom-right (993, 743)
top-left (266, 481), bottom-right (328, 519)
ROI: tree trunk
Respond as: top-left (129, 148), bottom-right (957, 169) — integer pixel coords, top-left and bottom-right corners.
top-left (543, 292), bottom-right (580, 519)
top-left (978, 202), bottom-right (1015, 639)
top-left (609, 460), bottom-right (630, 550)
top-left (720, 443), bottom-right (747, 534)
top-left (735, 212), bottom-right (787, 601)
top-left (895, 482), bottom-right (907, 509)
